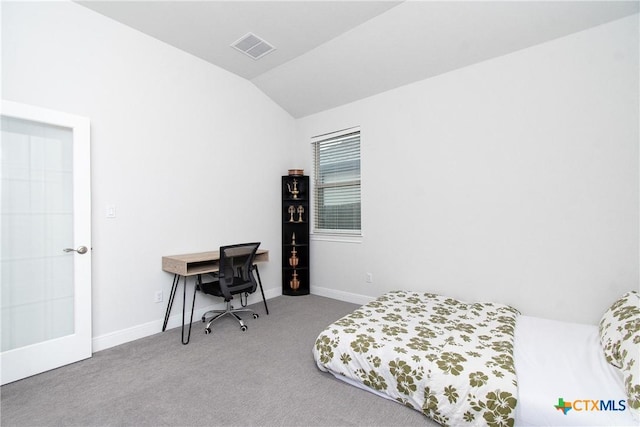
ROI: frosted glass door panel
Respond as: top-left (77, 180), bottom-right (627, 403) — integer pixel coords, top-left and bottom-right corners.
top-left (1, 116), bottom-right (74, 351)
top-left (1, 101), bottom-right (91, 385)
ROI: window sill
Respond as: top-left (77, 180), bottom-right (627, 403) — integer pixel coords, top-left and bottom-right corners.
top-left (310, 233), bottom-right (363, 244)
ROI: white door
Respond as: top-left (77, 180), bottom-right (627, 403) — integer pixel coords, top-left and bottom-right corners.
top-left (0, 100), bottom-right (91, 385)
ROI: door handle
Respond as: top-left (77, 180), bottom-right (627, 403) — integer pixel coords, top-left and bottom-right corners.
top-left (63, 246), bottom-right (89, 254)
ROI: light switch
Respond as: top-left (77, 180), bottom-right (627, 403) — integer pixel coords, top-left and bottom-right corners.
top-left (106, 205), bottom-right (116, 218)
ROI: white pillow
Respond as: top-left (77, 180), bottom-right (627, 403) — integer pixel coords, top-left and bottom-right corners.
top-left (599, 291), bottom-right (640, 420)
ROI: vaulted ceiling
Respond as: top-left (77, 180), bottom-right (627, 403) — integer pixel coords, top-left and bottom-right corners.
top-left (77, 1), bottom-right (639, 118)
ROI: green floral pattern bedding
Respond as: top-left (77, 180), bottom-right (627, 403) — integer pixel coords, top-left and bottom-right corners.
top-left (313, 291), bottom-right (521, 427)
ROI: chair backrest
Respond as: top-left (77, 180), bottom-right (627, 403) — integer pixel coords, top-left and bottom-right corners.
top-left (218, 242), bottom-right (260, 300)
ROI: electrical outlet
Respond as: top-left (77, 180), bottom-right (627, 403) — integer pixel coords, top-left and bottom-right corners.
top-left (366, 273), bottom-right (373, 283)
top-left (154, 290), bottom-right (163, 303)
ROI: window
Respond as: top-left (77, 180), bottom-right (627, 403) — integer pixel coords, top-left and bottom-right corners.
top-left (312, 127), bottom-right (361, 235)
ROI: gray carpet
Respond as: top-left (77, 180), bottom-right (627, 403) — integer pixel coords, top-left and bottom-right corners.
top-left (1, 295), bottom-right (436, 426)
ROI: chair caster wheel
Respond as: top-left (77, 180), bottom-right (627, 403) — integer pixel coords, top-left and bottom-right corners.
top-left (240, 325), bottom-right (247, 332)
top-left (204, 328), bottom-right (211, 334)
top-left (253, 313), bottom-right (259, 319)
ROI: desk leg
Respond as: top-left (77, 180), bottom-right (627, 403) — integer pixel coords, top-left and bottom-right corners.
top-left (180, 275), bottom-right (198, 345)
top-left (253, 264), bottom-right (269, 315)
top-left (162, 274), bottom-right (180, 332)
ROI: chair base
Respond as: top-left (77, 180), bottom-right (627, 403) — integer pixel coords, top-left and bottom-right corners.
top-left (202, 300), bottom-right (258, 333)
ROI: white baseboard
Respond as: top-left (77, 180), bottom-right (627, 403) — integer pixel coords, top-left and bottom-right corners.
top-left (92, 287), bottom-right (281, 352)
top-left (92, 286), bottom-right (368, 352)
top-left (310, 286), bottom-right (374, 306)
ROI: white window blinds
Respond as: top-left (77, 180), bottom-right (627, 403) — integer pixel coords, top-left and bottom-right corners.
top-left (312, 127), bottom-right (361, 234)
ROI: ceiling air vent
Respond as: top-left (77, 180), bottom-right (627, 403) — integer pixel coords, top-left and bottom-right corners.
top-left (231, 33), bottom-right (275, 60)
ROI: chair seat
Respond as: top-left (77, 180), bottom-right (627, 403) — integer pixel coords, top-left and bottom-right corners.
top-left (200, 276), bottom-right (254, 300)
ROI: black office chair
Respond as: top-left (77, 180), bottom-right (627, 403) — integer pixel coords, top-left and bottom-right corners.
top-left (199, 242), bottom-right (261, 333)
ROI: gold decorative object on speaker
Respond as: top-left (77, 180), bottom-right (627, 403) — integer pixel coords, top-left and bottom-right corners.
top-left (288, 205), bottom-right (295, 222)
top-left (297, 205), bottom-right (304, 222)
top-left (290, 270), bottom-right (300, 290)
top-left (286, 178), bottom-right (300, 199)
top-left (289, 247), bottom-right (299, 267)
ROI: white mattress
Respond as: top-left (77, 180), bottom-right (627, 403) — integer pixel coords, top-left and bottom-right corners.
top-left (514, 315), bottom-right (637, 426)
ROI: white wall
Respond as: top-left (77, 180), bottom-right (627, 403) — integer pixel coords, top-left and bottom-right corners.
top-left (2, 1), bottom-right (295, 349)
top-left (2, 1), bottom-right (637, 352)
top-left (296, 15), bottom-right (639, 325)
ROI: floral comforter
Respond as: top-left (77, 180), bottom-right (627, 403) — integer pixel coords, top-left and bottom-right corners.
top-left (313, 291), bottom-right (520, 427)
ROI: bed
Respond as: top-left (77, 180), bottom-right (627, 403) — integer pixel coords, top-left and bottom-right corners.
top-left (313, 290), bottom-right (639, 426)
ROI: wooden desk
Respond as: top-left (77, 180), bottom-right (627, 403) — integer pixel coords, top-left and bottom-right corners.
top-left (162, 249), bottom-right (269, 276)
top-left (161, 249), bottom-right (269, 344)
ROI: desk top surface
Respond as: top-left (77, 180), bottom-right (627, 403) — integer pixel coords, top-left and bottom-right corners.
top-left (162, 249), bottom-right (269, 276)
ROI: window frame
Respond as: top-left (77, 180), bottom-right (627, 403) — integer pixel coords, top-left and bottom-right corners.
top-left (311, 126), bottom-right (362, 239)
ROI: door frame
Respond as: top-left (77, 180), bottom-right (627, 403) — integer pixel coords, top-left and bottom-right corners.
top-left (1, 100), bottom-right (92, 385)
